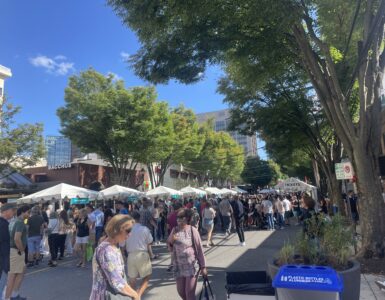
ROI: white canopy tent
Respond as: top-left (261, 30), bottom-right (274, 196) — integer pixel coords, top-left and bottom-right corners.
top-left (99, 185), bottom-right (143, 200)
top-left (205, 187), bottom-right (225, 195)
top-left (232, 187), bottom-right (248, 194)
top-left (220, 188), bottom-right (237, 195)
top-left (259, 188), bottom-right (277, 194)
top-left (18, 183), bottom-right (100, 204)
top-left (275, 177), bottom-right (318, 201)
top-left (146, 186), bottom-right (182, 199)
top-left (180, 186), bottom-right (207, 197)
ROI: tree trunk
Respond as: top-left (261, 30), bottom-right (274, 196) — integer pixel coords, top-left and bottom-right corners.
top-left (312, 159), bottom-right (321, 189)
top-left (326, 175), bottom-right (344, 216)
top-left (352, 144), bottom-right (385, 258)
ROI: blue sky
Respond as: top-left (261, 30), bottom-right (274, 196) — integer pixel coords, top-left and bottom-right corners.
top-left (0, 0), bottom-right (265, 158)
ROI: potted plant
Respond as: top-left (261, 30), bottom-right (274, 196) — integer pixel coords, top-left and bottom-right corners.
top-left (267, 214), bottom-right (361, 300)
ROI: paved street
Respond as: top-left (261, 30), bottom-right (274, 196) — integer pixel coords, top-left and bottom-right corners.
top-left (21, 227), bottom-right (298, 300)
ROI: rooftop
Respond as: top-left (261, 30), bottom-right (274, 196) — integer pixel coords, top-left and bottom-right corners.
top-left (0, 65), bottom-right (12, 78)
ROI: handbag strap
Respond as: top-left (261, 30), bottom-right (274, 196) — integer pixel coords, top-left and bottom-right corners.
top-left (190, 225), bottom-right (201, 269)
top-left (199, 277), bottom-right (214, 300)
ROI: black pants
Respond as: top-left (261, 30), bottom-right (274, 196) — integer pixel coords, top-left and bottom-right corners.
top-left (235, 218), bottom-right (245, 243)
top-left (57, 234), bottom-right (67, 258)
top-left (48, 233), bottom-right (60, 261)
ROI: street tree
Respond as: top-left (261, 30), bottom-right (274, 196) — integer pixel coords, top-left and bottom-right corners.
top-left (147, 105), bottom-right (204, 187)
top-left (108, 0), bottom-right (385, 257)
top-left (57, 69), bottom-right (173, 186)
top-left (221, 72), bottom-right (345, 211)
top-left (241, 157), bottom-right (282, 188)
top-left (0, 101), bottom-right (45, 173)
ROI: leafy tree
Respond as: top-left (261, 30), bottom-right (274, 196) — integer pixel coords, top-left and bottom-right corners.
top-left (187, 122), bottom-right (244, 186)
top-left (147, 105), bottom-right (204, 187)
top-left (221, 72), bottom-right (344, 211)
top-left (57, 69), bottom-right (174, 186)
top-left (0, 101), bottom-right (45, 174)
top-left (241, 157), bottom-right (282, 188)
top-left (107, 0), bottom-right (385, 257)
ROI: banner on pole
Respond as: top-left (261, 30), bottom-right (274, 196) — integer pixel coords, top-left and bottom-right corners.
top-left (335, 162), bottom-right (354, 180)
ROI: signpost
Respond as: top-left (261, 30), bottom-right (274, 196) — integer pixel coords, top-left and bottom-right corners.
top-left (335, 162), bottom-right (354, 180)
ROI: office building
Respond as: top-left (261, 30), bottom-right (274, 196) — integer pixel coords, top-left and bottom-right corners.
top-left (196, 109), bottom-right (258, 157)
top-left (0, 65), bottom-right (12, 107)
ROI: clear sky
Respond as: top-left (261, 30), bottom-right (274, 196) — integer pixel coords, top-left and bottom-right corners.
top-left (1, 0), bottom-right (266, 158)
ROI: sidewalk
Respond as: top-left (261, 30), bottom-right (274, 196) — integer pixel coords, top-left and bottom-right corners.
top-left (361, 274), bottom-right (385, 299)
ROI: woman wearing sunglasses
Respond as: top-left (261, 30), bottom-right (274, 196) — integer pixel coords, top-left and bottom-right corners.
top-left (168, 208), bottom-right (208, 300)
top-left (90, 214), bottom-right (139, 300)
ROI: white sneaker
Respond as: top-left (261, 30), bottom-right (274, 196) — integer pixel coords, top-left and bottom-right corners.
top-left (241, 242), bottom-right (246, 247)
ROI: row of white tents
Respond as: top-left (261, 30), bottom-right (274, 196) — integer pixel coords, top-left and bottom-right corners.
top-left (17, 183), bottom-right (249, 204)
top-left (16, 177), bottom-right (317, 205)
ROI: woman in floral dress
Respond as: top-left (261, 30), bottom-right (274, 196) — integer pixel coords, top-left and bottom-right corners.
top-left (168, 208), bottom-right (208, 300)
top-left (90, 214), bottom-right (139, 300)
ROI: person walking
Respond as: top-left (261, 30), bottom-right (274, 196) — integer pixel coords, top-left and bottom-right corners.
top-left (93, 205), bottom-right (104, 246)
top-left (74, 209), bottom-right (90, 268)
top-left (5, 205), bottom-right (30, 300)
top-left (282, 196), bottom-right (292, 226)
top-left (90, 214), bottom-right (139, 300)
top-left (232, 197), bottom-right (246, 246)
top-left (26, 206), bottom-right (45, 267)
top-left (167, 209), bottom-right (207, 300)
top-left (47, 211), bottom-right (60, 267)
top-left (262, 197), bottom-right (274, 230)
top-left (275, 197), bottom-right (285, 230)
top-left (0, 204), bottom-right (16, 299)
top-left (57, 210), bottom-right (70, 260)
top-left (125, 211), bottom-right (153, 299)
top-left (202, 201), bottom-right (216, 247)
top-left (219, 197), bottom-right (233, 236)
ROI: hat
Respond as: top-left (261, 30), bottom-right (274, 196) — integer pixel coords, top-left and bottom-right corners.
top-left (0, 203), bottom-right (16, 212)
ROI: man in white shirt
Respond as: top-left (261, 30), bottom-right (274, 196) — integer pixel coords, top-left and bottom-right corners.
top-left (262, 197), bottom-right (274, 230)
top-left (282, 196), bottom-right (292, 226)
top-left (126, 211), bottom-right (153, 299)
top-left (93, 205), bottom-right (104, 245)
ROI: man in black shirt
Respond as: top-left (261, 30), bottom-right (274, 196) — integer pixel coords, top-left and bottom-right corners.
top-left (0, 203), bottom-right (16, 298)
top-left (345, 190), bottom-right (359, 234)
top-left (232, 196), bottom-right (246, 246)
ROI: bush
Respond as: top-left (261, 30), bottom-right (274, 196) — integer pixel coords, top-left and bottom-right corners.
top-left (276, 214), bottom-right (355, 270)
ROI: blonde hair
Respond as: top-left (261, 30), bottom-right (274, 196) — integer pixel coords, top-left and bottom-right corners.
top-left (79, 208), bottom-right (88, 219)
top-left (105, 214), bottom-right (134, 239)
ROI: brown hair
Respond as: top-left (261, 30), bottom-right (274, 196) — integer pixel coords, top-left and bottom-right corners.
top-left (303, 194), bottom-right (316, 210)
top-left (177, 208), bottom-right (193, 223)
top-left (105, 214), bottom-right (134, 239)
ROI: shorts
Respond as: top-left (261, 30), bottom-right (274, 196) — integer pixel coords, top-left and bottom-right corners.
top-left (9, 248), bottom-right (26, 274)
top-left (284, 211), bottom-right (293, 219)
top-left (127, 251), bottom-right (152, 279)
top-left (28, 236), bottom-right (42, 253)
top-left (76, 236), bottom-right (89, 244)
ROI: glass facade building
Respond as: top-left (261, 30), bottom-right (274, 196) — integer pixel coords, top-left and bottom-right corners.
top-left (196, 109), bottom-right (258, 157)
top-left (45, 136), bottom-right (72, 167)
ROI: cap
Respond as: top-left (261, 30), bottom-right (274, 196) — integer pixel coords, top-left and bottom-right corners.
top-left (0, 203), bottom-right (17, 212)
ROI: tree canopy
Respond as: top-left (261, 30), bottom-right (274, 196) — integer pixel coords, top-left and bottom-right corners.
top-left (0, 102), bottom-right (45, 173)
top-left (241, 157), bottom-right (283, 188)
top-left (57, 69), bottom-right (174, 186)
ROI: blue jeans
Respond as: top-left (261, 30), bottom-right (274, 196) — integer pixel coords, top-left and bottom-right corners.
top-left (277, 213), bottom-right (285, 228)
top-left (0, 271), bottom-right (7, 298)
top-left (266, 213), bottom-right (274, 229)
top-left (222, 216), bottom-right (231, 234)
top-left (95, 226), bottom-right (104, 245)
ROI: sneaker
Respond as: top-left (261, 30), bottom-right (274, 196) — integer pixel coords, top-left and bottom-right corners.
top-left (241, 242), bottom-right (246, 247)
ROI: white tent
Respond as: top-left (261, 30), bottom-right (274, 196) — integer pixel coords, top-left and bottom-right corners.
top-left (232, 187), bottom-right (248, 194)
top-left (18, 183), bottom-right (99, 204)
top-left (99, 185), bottom-right (143, 200)
top-left (180, 186), bottom-right (207, 197)
top-left (205, 187), bottom-right (225, 195)
top-left (259, 188), bottom-right (277, 194)
top-left (146, 186), bottom-right (182, 198)
top-left (220, 188), bottom-right (237, 195)
top-left (275, 177), bottom-right (318, 201)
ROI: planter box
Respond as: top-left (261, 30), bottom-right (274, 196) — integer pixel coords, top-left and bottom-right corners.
top-left (267, 259), bottom-right (361, 300)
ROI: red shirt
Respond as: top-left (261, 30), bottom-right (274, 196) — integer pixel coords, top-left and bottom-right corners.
top-left (167, 211), bottom-right (178, 232)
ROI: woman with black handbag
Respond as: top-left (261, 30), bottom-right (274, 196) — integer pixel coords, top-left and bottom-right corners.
top-left (90, 214), bottom-right (139, 300)
top-left (167, 208), bottom-right (208, 300)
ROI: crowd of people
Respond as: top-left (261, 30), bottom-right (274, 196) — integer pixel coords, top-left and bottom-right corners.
top-left (0, 189), bottom-right (360, 300)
